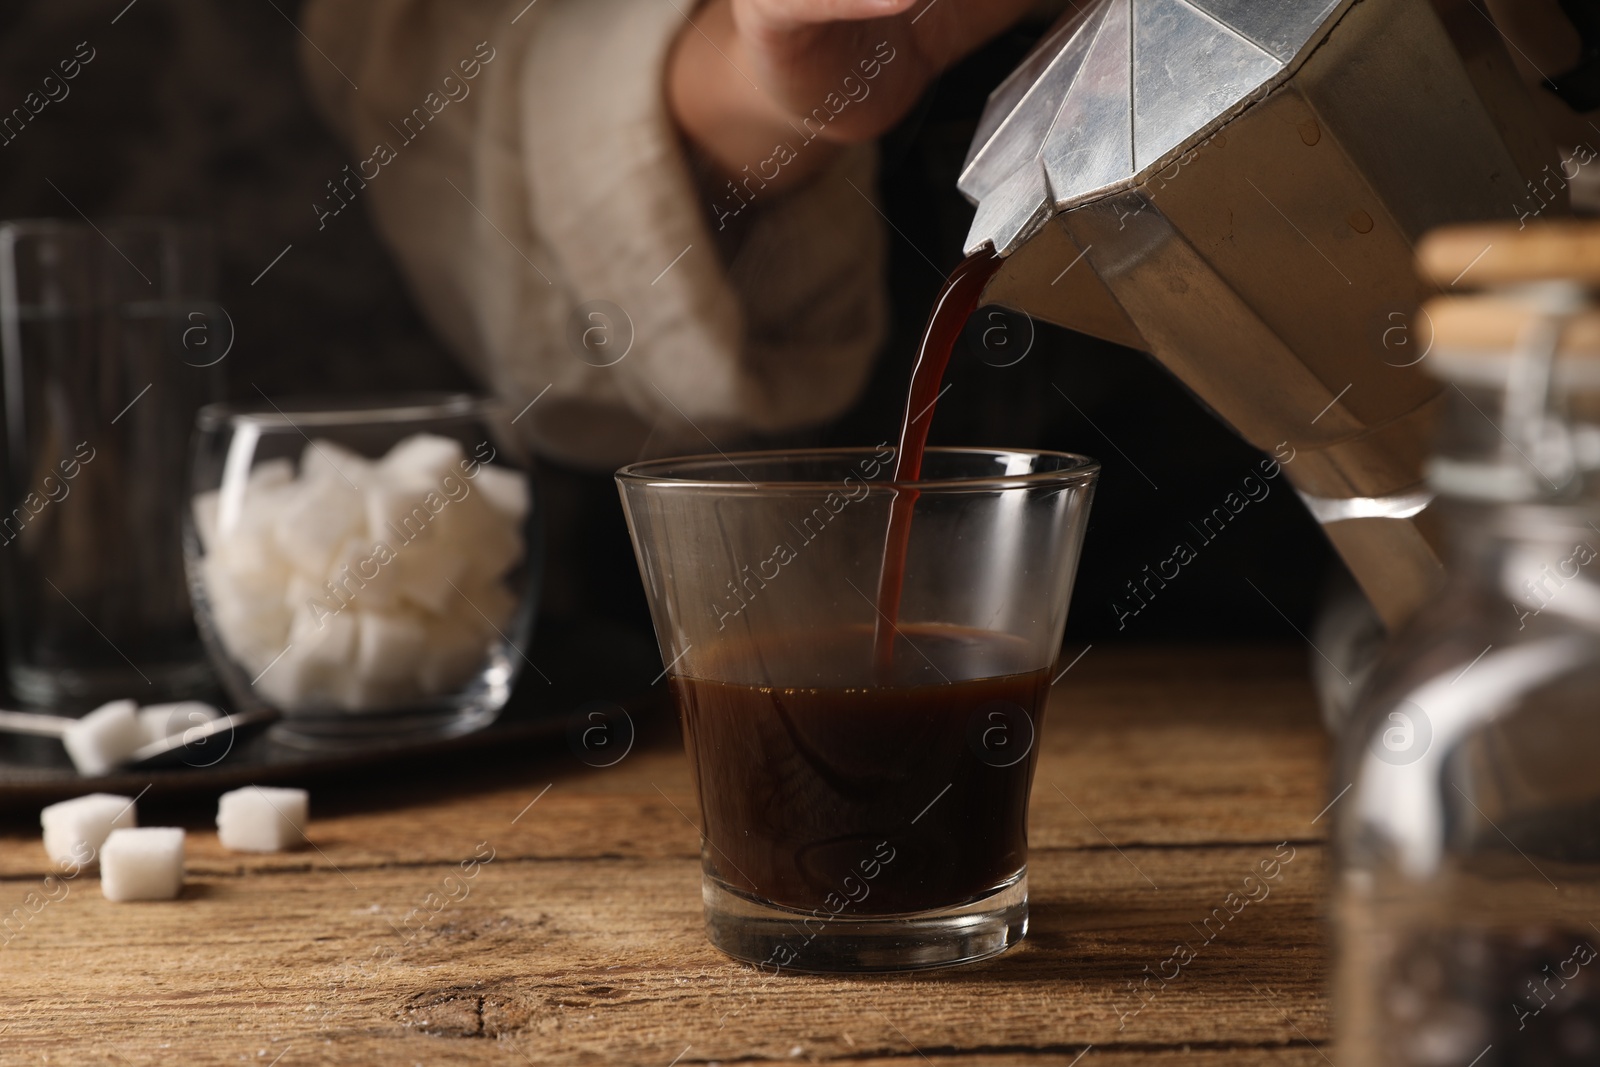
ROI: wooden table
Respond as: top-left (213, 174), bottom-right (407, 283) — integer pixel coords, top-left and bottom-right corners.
top-left (0, 645), bottom-right (1335, 1065)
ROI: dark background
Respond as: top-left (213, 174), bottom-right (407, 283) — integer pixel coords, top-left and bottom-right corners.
top-left (0, 0), bottom-right (1338, 656)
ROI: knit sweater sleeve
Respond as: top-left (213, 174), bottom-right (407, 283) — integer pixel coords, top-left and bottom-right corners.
top-left (299, 0), bottom-right (889, 469)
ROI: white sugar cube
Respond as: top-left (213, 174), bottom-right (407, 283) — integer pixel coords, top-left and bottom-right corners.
top-left (248, 457), bottom-right (295, 489)
top-left (136, 702), bottom-right (221, 747)
top-left (256, 606), bottom-right (358, 710)
top-left (63, 700), bottom-right (143, 776)
top-left (206, 595), bottom-right (291, 679)
top-left (220, 477), bottom-right (299, 545)
top-left (364, 483), bottom-right (442, 547)
top-left (438, 491), bottom-right (523, 587)
top-left (273, 474), bottom-right (365, 576)
top-left (216, 786), bottom-right (308, 852)
top-left (473, 464), bottom-right (530, 523)
top-left (464, 519), bottom-right (524, 589)
top-left (208, 466), bottom-right (299, 548)
top-left (284, 570), bottom-right (328, 615)
top-left (100, 827), bottom-right (185, 901)
top-left (206, 512), bottom-right (293, 582)
top-left (354, 611), bottom-right (428, 692)
top-left (40, 793), bottom-right (137, 869)
top-left (392, 534), bottom-right (470, 615)
top-left (202, 521), bottom-right (294, 675)
top-left (323, 538), bottom-right (401, 611)
top-left (291, 603), bottom-right (358, 671)
top-left (379, 433), bottom-right (465, 491)
top-left (300, 438), bottom-right (371, 484)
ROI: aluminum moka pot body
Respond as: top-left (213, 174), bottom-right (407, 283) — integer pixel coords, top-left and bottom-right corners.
top-left (962, 0), bottom-right (1561, 627)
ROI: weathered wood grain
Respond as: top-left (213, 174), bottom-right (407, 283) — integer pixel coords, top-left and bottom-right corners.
top-left (0, 644), bottom-right (1338, 1065)
top-left (0, 847), bottom-right (1329, 1064)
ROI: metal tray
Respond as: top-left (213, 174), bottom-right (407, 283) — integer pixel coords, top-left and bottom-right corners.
top-left (0, 620), bottom-right (665, 808)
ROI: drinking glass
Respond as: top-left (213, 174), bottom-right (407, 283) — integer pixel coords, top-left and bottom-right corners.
top-left (0, 219), bottom-right (226, 709)
top-left (617, 447), bottom-right (1098, 972)
top-left (185, 395), bottom-right (539, 747)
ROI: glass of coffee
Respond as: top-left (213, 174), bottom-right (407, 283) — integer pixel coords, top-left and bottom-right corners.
top-left (617, 446), bottom-right (1098, 972)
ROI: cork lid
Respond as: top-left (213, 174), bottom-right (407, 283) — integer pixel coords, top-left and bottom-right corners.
top-left (1415, 221), bottom-right (1600, 503)
top-left (1418, 296), bottom-right (1600, 389)
top-left (1418, 221), bottom-right (1600, 290)
top-left (1416, 220), bottom-right (1600, 389)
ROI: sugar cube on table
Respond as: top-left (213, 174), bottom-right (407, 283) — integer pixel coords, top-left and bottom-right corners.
top-left (216, 786), bottom-right (309, 853)
top-left (136, 702), bottom-right (221, 747)
top-left (40, 793), bottom-right (137, 869)
top-left (100, 827), bottom-right (185, 902)
top-left (62, 700), bottom-right (143, 776)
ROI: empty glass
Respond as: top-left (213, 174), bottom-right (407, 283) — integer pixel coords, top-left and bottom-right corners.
top-left (0, 219), bottom-right (225, 709)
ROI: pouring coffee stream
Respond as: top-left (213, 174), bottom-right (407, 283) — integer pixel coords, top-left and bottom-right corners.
top-left (872, 249), bottom-right (1005, 671)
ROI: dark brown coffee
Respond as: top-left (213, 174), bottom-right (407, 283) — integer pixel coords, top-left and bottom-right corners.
top-left (671, 624), bottom-right (1048, 915)
top-left (873, 249), bottom-right (1005, 670)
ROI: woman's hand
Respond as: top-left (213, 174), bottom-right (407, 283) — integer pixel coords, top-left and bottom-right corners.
top-left (668, 0), bottom-right (1035, 192)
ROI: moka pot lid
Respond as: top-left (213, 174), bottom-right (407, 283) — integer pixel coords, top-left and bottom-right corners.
top-left (960, 0), bottom-right (1351, 256)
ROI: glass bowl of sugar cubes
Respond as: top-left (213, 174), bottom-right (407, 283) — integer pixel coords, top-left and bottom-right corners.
top-left (184, 394), bottom-right (538, 746)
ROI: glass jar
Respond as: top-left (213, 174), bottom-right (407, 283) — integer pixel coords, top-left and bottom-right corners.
top-left (184, 394), bottom-right (539, 746)
top-left (1333, 222), bottom-right (1600, 1064)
